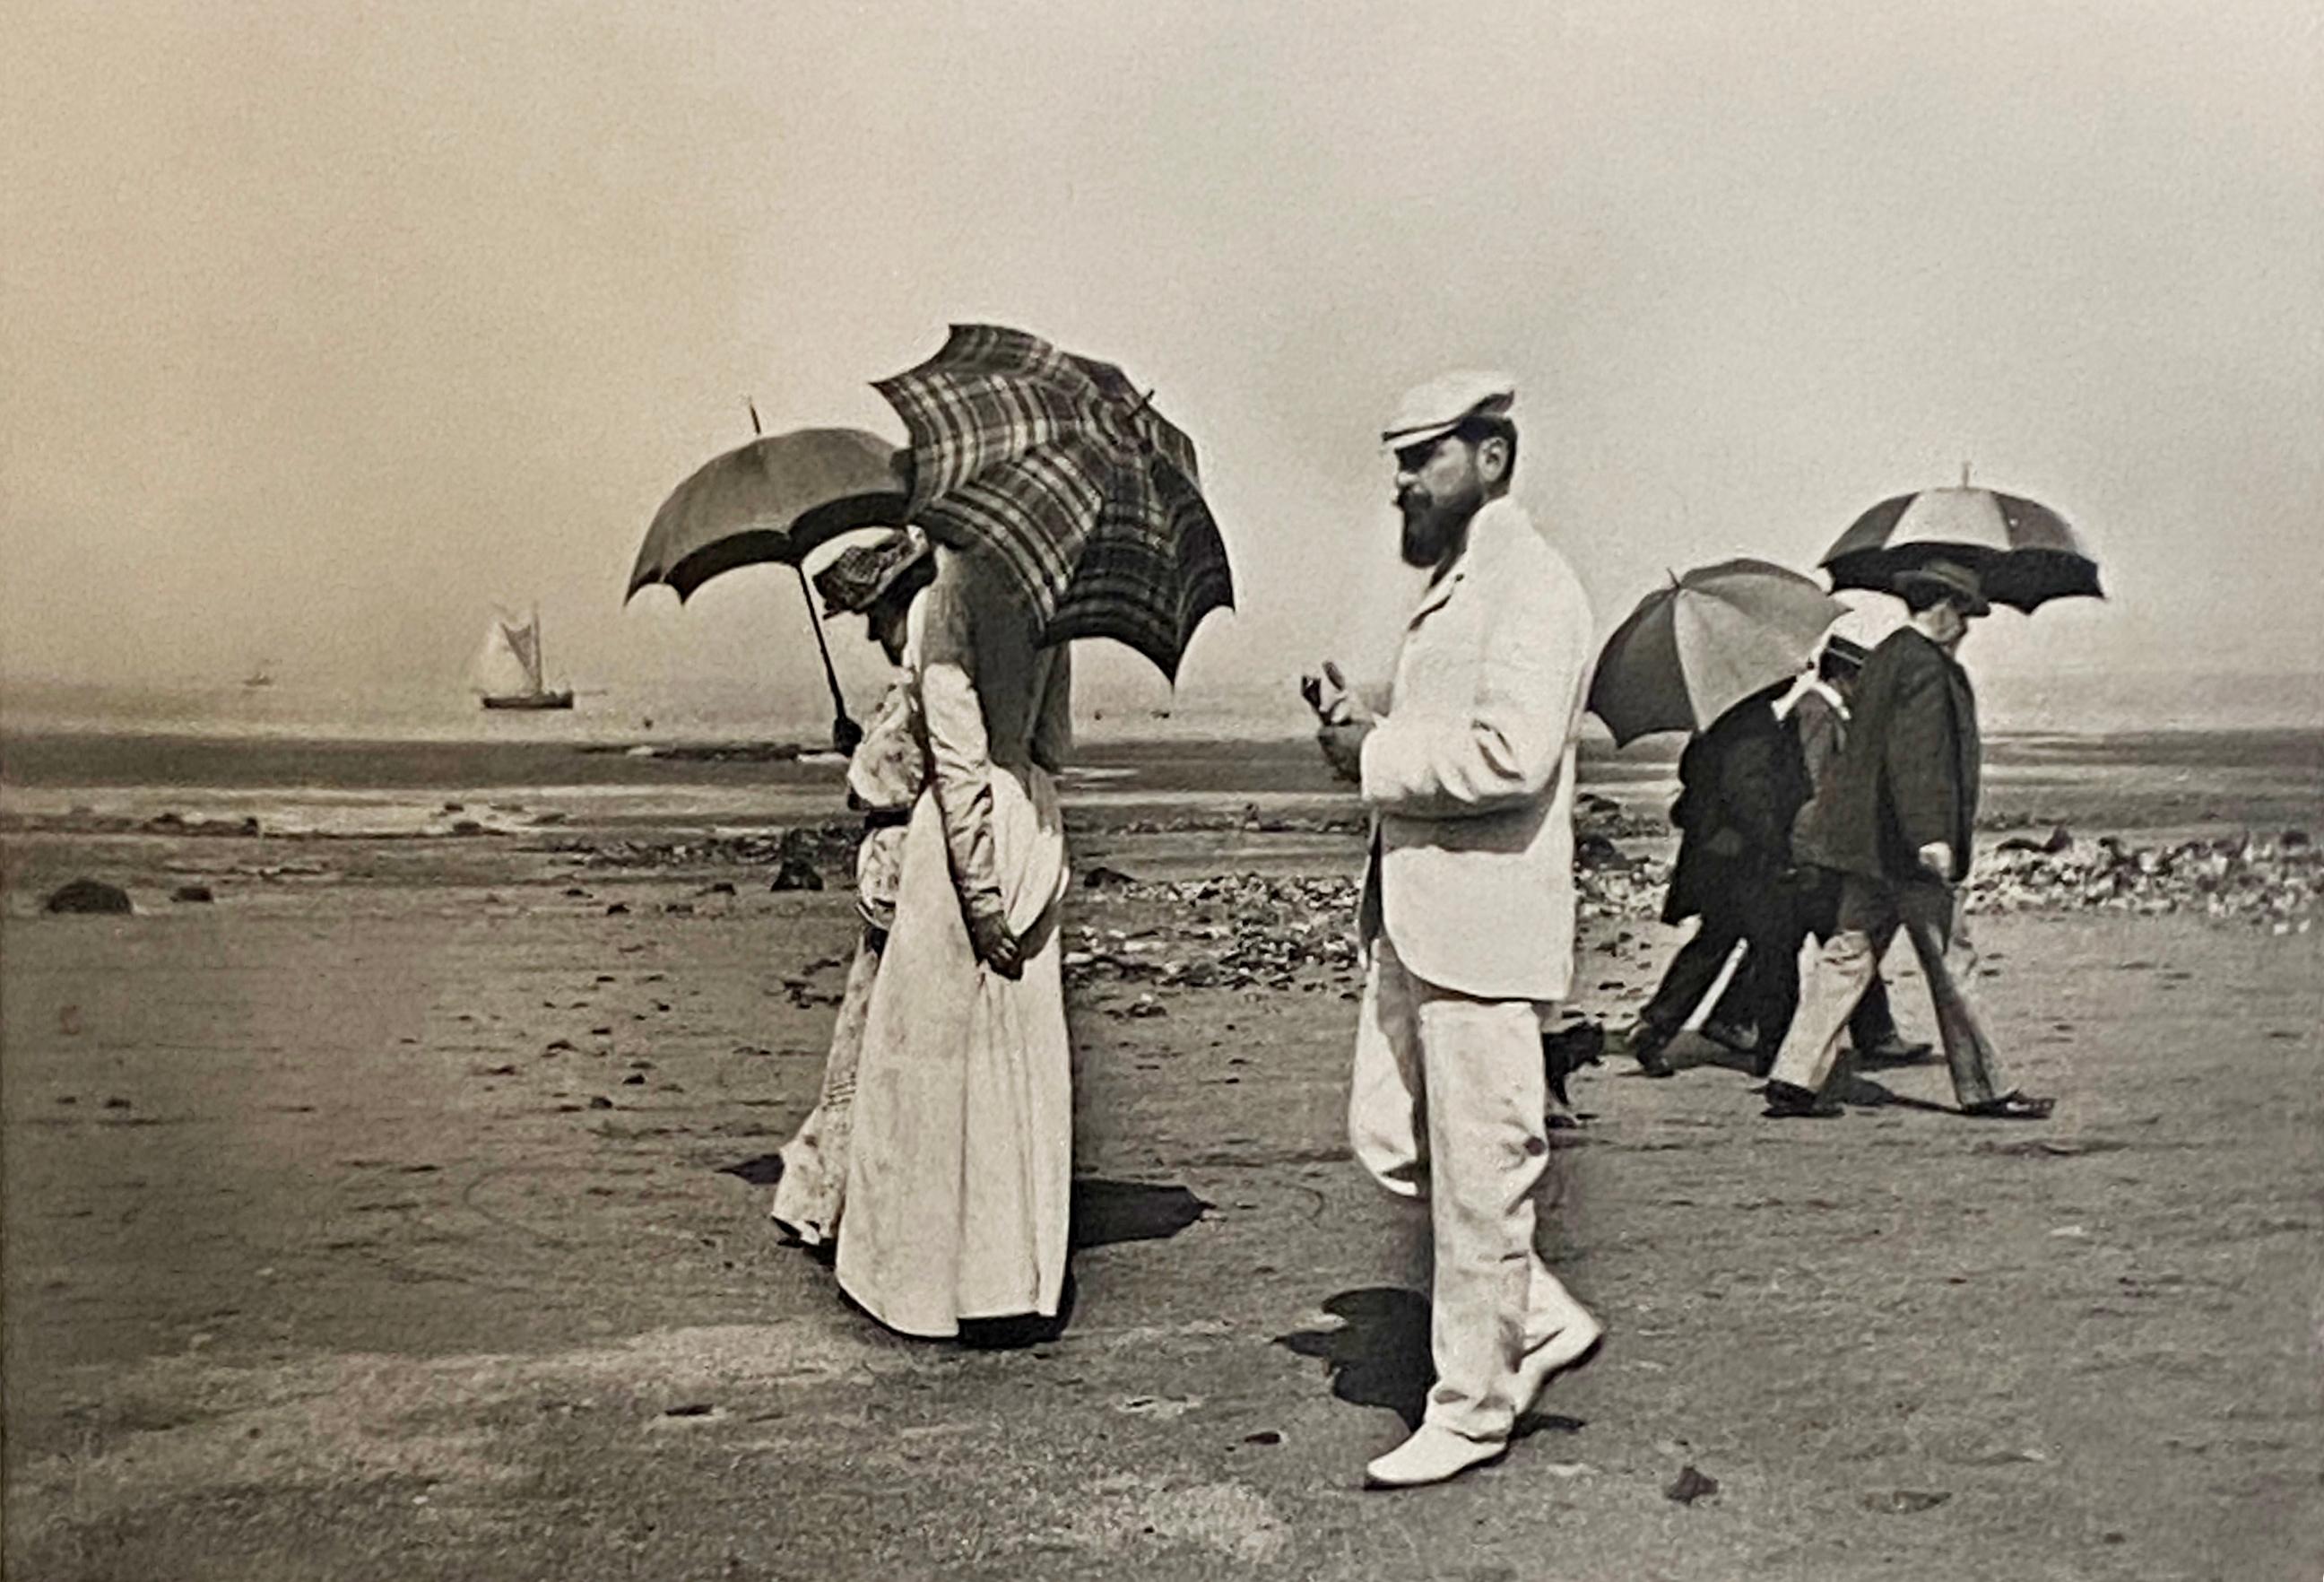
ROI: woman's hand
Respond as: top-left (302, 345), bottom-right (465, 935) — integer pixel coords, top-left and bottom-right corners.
top-left (967, 905), bottom-right (1025, 979)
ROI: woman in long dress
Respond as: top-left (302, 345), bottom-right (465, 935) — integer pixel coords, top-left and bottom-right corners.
top-left (769, 529), bottom-right (936, 1246)
top-left (836, 545), bottom-right (1075, 1337)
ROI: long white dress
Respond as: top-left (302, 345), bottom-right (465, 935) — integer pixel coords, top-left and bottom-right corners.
top-left (768, 671), bottom-right (924, 1247)
top-left (835, 550), bottom-right (1075, 1337)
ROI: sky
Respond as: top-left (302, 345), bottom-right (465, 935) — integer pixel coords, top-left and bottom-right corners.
top-left (4, 0), bottom-right (2320, 726)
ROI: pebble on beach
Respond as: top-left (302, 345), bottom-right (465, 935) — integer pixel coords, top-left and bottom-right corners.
top-left (1970, 830), bottom-right (2320, 927)
top-left (45, 879), bottom-right (134, 915)
top-left (1665, 1465), bottom-right (1721, 1505)
top-left (553, 818), bottom-right (2320, 1012)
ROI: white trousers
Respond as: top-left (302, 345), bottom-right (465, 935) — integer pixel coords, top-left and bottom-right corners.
top-left (1348, 940), bottom-right (1593, 1442)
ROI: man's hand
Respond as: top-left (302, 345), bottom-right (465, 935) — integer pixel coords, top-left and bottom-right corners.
top-left (1298, 672), bottom-right (1332, 720)
top-left (1917, 840), bottom-right (1955, 879)
top-left (967, 906), bottom-right (1025, 979)
top-left (1324, 662), bottom-right (1377, 726)
top-left (1303, 662), bottom-right (1379, 727)
top-left (1317, 717), bottom-right (1373, 783)
top-left (1312, 661), bottom-right (1378, 784)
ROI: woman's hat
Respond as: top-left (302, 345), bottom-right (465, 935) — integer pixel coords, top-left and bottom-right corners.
top-left (814, 527), bottom-right (932, 618)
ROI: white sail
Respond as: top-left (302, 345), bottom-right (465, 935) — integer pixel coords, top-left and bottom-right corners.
top-left (473, 613), bottom-right (542, 697)
top-left (504, 618), bottom-right (542, 688)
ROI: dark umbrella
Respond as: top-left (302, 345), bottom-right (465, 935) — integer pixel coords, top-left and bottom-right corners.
top-left (873, 324), bottom-right (1234, 681)
top-left (626, 414), bottom-right (912, 751)
top-left (626, 423), bottom-right (907, 602)
top-left (1821, 476), bottom-right (2101, 612)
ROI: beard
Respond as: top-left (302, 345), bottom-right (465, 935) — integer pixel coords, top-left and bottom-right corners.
top-left (1398, 485), bottom-right (1479, 568)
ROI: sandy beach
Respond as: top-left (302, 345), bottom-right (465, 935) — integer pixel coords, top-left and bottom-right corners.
top-left (13, 0), bottom-right (2323, 1569)
top-left (4, 728), bottom-right (2320, 1580)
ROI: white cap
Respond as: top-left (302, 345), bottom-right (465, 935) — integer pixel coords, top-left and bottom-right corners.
top-left (1382, 369), bottom-right (1517, 453)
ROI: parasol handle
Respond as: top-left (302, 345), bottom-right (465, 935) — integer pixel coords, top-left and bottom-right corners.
top-left (795, 561), bottom-right (854, 744)
top-left (748, 394), bottom-right (854, 749)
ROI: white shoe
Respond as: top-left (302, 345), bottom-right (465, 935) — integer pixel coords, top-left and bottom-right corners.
top-left (1513, 1312), bottom-right (1604, 1416)
top-left (1364, 1424), bottom-right (1507, 1489)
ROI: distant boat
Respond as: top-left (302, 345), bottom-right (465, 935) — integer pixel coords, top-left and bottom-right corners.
top-left (473, 606), bottom-right (575, 711)
top-left (242, 660), bottom-right (275, 689)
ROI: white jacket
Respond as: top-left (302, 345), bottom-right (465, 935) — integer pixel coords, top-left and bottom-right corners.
top-left (1358, 498), bottom-right (1595, 1001)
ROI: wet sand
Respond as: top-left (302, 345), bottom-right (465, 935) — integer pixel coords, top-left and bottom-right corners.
top-left (4, 746), bottom-right (2320, 1580)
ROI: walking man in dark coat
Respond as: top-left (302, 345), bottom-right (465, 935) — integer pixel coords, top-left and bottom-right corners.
top-left (1762, 561), bottom-right (2053, 1120)
top-left (1623, 681), bottom-right (1812, 1079)
top-left (1704, 635), bottom-right (1927, 1065)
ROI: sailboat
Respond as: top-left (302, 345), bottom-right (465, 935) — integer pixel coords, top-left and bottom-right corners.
top-left (242, 659), bottom-right (275, 689)
top-left (473, 605), bottom-right (575, 711)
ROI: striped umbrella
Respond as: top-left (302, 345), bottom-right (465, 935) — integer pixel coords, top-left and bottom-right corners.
top-left (873, 324), bottom-right (1235, 680)
top-left (1822, 481), bottom-right (2101, 612)
top-left (1591, 560), bottom-right (1847, 746)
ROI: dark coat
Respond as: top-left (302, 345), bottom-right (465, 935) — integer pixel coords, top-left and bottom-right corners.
top-left (1661, 695), bottom-right (1812, 925)
top-left (1798, 627), bottom-right (1980, 882)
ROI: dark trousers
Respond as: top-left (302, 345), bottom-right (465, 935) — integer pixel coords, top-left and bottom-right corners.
top-left (1708, 868), bottom-right (1902, 1052)
top-left (1642, 886), bottom-right (1801, 1054)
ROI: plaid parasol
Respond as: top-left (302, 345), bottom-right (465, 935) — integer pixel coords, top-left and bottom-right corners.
top-left (873, 324), bottom-right (1234, 680)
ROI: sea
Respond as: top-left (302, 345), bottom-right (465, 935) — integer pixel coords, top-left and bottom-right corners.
top-left (2, 670), bottom-right (2319, 842)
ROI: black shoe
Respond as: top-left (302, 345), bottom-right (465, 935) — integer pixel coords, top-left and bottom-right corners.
top-left (1960, 1091), bottom-right (2055, 1121)
top-left (1761, 1080), bottom-right (1841, 1118)
top-left (1622, 1021), bottom-right (1677, 1079)
top-left (1852, 1036), bottom-right (1935, 1067)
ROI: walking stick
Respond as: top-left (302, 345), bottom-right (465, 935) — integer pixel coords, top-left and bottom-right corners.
top-left (748, 398), bottom-right (859, 753)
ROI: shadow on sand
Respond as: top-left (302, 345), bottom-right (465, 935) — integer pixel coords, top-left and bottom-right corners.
top-left (898, 1170), bottom-right (1215, 1351)
top-left (1664, 1030), bottom-right (1766, 1077)
top-left (1832, 1073), bottom-right (1957, 1114)
top-left (717, 1160), bottom-right (1210, 1251)
top-left (720, 1160), bottom-right (1208, 1347)
top-left (717, 1153), bottom-right (786, 1187)
top-left (1273, 1287), bottom-right (1587, 1438)
top-left (1069, 1178), bottom-right (1212, 1249)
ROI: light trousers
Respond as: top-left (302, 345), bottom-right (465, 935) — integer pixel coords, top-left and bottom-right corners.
top-left (1349, 941), bottom-right (1593, 1442)
top-left (1767, 873), bottom-right (2008, 1108)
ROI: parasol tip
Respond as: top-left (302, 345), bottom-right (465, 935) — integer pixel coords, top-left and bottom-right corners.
top-left (1960, 459), bottom-right (1972, 488)
top-left (746, 396), bottom-right (763, 438)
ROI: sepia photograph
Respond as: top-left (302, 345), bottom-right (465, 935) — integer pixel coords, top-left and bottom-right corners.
top-left (3, 3), bottom-right (2319, 1578)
